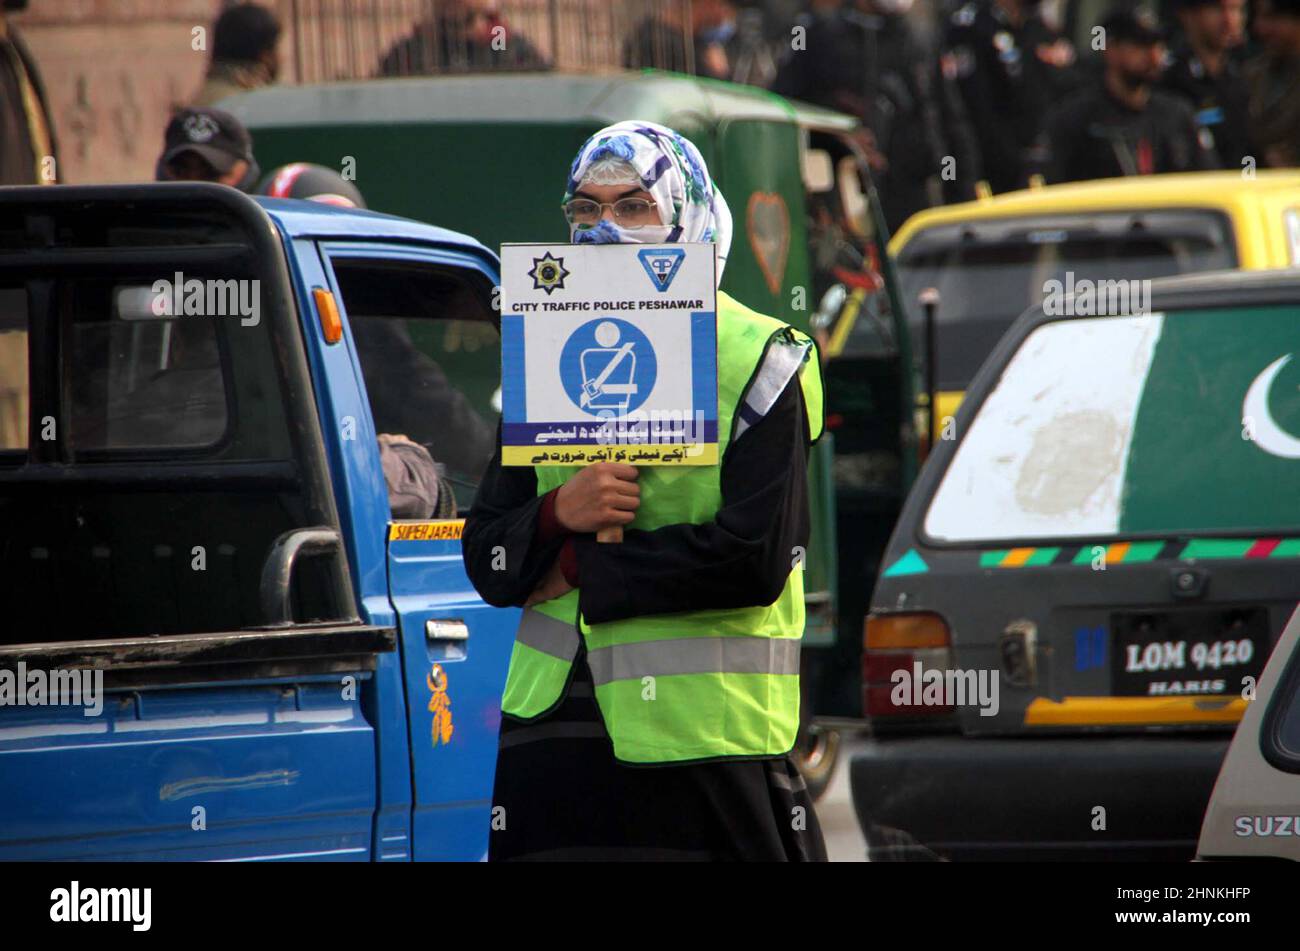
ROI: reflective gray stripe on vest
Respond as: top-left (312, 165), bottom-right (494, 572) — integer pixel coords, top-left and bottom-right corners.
top-left (734, 335), bottom-right (811, 440)
top-left (586, 636), bottom-right (800, 687)
top-left (515, 607), bottom-right (580, 662)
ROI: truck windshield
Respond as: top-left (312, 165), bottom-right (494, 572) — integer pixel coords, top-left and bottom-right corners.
top-left (896, 211), bottom-right (1236, 393)
top-left (924, 304), bottom-right (1300, 543)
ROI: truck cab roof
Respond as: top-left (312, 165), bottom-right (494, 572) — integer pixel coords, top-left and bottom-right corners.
top-left (0, 183), bottom-right (494, 255)
top-left (255, 194), bottom-right (496, 261)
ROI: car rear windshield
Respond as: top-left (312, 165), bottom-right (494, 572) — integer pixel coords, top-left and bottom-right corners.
top-left (897, 211), bottom-right (1236, 392)
top-left (924, 304), bottom-right (1300, 543)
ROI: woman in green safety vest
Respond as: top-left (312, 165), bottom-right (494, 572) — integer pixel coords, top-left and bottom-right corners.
top-left (463, 120), bottom-right (827, 861)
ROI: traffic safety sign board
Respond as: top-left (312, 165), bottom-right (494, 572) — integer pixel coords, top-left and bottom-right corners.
top-left (500, 242), bottom-right (718, 466)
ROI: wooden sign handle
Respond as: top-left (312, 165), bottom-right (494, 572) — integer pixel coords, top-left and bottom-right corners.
top-left (597, 526), bottom-right (624, 544)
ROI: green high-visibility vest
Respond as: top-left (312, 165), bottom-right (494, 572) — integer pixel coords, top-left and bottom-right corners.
top-left (501, 291), bottom-right (825, 764)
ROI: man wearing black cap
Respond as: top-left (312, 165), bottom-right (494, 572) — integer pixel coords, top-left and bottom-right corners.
top-left (1162, 0), bottom-right (1253, 169)
top-left (1040, 8), bottom-right (1213, 184)
top-left (155, 107), bottom-right (260, 192)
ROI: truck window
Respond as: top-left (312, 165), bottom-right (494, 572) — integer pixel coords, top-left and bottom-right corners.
top-left (924, 304), bottom-right (1300, 543)
top-left (331, 257), bottom-right (498, 514)
top-left (0, 193), bottom-right (354, 644)
top-left (70, 282), bottom-right (229, 451)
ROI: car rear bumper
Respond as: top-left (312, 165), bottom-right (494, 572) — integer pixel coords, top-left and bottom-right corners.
top-left (849, 733), bottom-right (1231, 861)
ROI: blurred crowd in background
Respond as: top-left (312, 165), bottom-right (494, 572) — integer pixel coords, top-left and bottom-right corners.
top-left (3, 0), bottom-right (1299, 233)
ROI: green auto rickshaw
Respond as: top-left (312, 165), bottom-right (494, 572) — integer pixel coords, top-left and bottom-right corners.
top-left (225, 68), bottom-right (918, 797)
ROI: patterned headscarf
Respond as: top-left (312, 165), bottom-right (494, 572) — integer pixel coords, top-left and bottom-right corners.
top-left (564, 120), bottom-right (733, 285)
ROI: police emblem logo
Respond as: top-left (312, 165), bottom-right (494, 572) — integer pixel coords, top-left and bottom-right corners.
top-left (183, 114), bottom-right (221, 143)
top-left (637, 247), bottom-right (686, 292)
top-left (528, 251), bottom-right (570, 295)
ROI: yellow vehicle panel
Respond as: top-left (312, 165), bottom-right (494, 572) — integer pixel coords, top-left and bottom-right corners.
top-left (890, 170), bottom-right (1300, 263)
top-left (889, 171), bottom-right (1300, 437)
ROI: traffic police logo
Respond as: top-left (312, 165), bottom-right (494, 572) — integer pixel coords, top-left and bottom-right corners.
top-left (528, 251), bottom-right (570, 295)
top-left (637, 248), bottom-right (686, 292)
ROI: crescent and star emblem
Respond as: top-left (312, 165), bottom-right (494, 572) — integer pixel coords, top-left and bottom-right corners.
top-left (1243, 353), bottom-right (1300, 459)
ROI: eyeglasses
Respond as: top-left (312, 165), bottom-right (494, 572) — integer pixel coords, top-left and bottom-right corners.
top-left (563, 197), bottom-right (659, 230)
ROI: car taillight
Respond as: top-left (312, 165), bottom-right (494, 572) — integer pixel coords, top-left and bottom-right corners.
top-left (863, 612), bottom-right (954, 718)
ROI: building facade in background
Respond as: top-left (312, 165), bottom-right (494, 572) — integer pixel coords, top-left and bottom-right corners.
top-left (12, 0), bottom-right (700, 184)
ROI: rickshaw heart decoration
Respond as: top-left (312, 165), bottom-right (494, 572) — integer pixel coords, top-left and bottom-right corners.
top-left (747, 192), bottom-right (790, 296)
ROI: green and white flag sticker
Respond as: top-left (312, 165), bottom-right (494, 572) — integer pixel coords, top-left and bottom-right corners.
top-left (926, 306), bottom-right (1300, 542)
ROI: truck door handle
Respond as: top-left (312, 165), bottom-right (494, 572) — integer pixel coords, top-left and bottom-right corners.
top-left (426, 619), bottom-right (469, 643)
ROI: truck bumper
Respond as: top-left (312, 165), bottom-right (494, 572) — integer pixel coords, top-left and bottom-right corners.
top-left (849, 733), bottom-right (1230, 861)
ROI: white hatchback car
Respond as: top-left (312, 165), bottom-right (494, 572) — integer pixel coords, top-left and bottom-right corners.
top-left (1199, 604), bottom-right (1300, 860)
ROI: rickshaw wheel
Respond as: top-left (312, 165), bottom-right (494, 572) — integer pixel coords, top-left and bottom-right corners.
top-left (794, 721), bottom-right (841, 802)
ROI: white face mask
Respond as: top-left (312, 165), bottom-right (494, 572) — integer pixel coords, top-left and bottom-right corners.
top-left (571, 219), bottom-right (674, 246)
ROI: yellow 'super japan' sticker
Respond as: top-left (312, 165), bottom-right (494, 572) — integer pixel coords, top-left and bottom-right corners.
top-left (389, 520), bottom-right (464, 542)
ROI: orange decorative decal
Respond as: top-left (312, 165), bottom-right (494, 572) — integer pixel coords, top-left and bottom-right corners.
top-left (746, 192), bottom-right (790, 296)
top-left (427, 664), bottom-right (454, 746)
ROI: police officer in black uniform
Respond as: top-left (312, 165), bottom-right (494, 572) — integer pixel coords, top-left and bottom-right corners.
top-left (1040, 8), bottom-right (1214, 184)
top-left (1161, 0), bottom-right (1253, 168)
top-left (772, 0), bottom-right (961, 231)
top-left (941, 0), bottom-right (1079, 194)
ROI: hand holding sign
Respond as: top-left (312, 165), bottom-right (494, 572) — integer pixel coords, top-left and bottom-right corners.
top-left (555, 462), bottom-right (640, 534)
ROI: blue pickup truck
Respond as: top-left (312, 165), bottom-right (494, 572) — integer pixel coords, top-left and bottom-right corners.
top-left (0, 184), bottom-right (516, 860)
